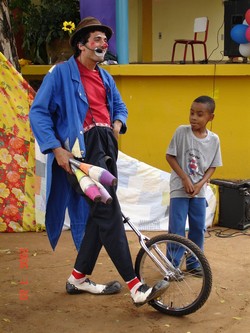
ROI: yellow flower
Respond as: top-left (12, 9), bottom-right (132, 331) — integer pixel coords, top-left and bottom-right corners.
top-left (9, 221), bottom-right (23, 232)
top-left (62, 21), bottom-right (75, 35)
top-left (12, 188), bottom-right (26, 201)
top-left (18, 58), bottom-right (32, 67)
top-left (13, 154), bottom-right (28, 168)
top-left (0, 183), bottom-right (10, 198)
top-left (0, 148), bottom-right (12, 164)
top-left (0, 221), bottom-right (7, 232)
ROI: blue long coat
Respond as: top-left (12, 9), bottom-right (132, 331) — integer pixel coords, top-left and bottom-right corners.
top-left (29, 56), bottom-right (128, 250)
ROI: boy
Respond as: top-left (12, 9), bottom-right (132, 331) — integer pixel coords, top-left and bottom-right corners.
top-left (166, 95), bottom-right (222, 275)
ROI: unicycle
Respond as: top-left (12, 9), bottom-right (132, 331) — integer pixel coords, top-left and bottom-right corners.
top-left (123, 214), bottom-right (212, 316)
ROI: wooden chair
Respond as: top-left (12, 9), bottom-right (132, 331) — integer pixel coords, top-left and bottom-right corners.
top-left (171, 17), bottom-right (209, 64)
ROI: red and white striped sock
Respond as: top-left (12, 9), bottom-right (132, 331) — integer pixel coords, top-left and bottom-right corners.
top-left (70, 269), bottom-right (86, 284)
top-left (126, 277), bottom-right (142, 295)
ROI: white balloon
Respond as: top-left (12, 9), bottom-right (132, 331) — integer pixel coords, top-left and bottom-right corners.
top-left (239, 43), bottom-right (250, 57)
top-left (243, 19), bottom-right (249, 25)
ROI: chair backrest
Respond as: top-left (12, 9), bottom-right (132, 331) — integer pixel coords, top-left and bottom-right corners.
top-left (193, 17), bottom-right (209, 42)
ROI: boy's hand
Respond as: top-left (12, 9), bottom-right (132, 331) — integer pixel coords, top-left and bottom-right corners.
top-left (189, 182), bottom-right (203, 197)
top-left (182, 176), bottom-right (195, 195)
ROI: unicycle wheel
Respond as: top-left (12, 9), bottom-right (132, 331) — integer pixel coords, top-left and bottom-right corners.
top-left (135, 233), bottom-right (212, 316)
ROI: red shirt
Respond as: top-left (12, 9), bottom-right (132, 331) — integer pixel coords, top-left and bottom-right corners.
top-left (76, 59), bottom-right (111, 131)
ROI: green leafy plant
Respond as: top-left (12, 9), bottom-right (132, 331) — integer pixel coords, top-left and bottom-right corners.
top-left (8, 0), bottom-right (32, 35)
top-left (9, 0), bottom-right (80, 64)
top-left (41, 0), bottom-right (80, 44)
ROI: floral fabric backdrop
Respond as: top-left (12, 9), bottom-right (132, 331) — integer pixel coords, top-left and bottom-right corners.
top-left (0, 52), bottom-right (41, 232)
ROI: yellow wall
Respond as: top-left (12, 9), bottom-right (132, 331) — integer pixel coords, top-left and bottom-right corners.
top-left (152, 0), bottom-right (224, 62)
top-left (105, 64), bottom-right (250, 180)
top-left (129, 0), bottom-right (225, 63)
top-left (141, 0), bottom-right (153, 63)
top-left (21, 63), bottom-right (250, 180)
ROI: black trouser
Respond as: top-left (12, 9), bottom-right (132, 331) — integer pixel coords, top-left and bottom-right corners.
top-left (74, 127), bottom-right (136, 282)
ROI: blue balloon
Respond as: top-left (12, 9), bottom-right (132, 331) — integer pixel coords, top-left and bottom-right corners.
top-left (230, 24), bottom-right (249, 44)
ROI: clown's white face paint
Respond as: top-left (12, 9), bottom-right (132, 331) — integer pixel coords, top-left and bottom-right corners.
top-left (94, 48), bottom-right (107, 57)
top-left (88, 33), bottom-right (108, 58)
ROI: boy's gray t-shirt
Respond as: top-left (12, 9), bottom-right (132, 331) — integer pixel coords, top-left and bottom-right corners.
top-left (167, 125), bottom-right (222, 198)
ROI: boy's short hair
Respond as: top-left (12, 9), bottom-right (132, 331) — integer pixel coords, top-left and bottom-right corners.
top-left (194, 95), bottom-right (215, 113)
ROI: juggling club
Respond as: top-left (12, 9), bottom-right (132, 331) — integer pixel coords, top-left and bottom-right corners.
top-left (71, 164), bottom-right (102, 202)
top-left (69, 158), bottom-right (117, 186)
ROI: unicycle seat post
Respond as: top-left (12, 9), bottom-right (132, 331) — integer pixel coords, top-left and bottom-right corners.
top-left (122, 213), bottom-right (149, 242)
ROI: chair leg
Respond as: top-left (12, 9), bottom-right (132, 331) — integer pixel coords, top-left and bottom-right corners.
top-left (191, 44), bottom-right (195, 63)
top-left (183, 44), bottom-right (188, 63)
top-left (171, 42), bottom-right (177, 63)
top-left (204, 44), bottom-right (208, 61)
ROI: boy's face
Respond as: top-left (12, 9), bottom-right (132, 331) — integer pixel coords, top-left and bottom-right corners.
top-left (189, 102), bottom-right (214, 131)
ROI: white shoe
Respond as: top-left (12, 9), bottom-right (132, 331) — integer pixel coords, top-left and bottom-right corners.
top-left (131, 280), bottom-right (169, 307)
top-left (66, 277), bottom-right (122, 295)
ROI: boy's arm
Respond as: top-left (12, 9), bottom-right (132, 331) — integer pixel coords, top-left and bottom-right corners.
top-left (166, 154), bottom-right (194, 195)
